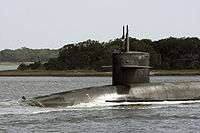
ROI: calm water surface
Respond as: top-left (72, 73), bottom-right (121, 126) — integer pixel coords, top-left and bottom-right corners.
top-left (1, 76), bottom-right (200, 133)
top-left (0, 64), bottom-right (19, 71)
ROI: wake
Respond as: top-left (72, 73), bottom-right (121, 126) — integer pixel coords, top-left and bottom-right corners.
top-left (1, 94), bottom-right (200, 115)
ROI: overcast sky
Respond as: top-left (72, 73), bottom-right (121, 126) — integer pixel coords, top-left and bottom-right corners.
top-left (0, 0), bottom-right (199, 50)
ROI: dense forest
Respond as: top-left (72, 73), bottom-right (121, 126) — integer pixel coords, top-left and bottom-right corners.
top-left (0, 47), bottom-right (58, 62)
top-left (17, 37), bottom-right (200, 70)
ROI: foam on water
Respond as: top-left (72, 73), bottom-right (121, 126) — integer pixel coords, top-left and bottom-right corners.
top-left (73, 93), bottom-right (200, 108)
top-left (0, 99), bottom-right (71, 115)
top-left (1, 93), bottom-right (200, 115)
top-left (0, 100), bottom-right (18, 106)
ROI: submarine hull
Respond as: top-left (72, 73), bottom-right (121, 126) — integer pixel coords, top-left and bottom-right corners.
top-left (108, 82), bottom-right (200, 102)
top-left (26, 85), bottom-right (125, 107)
top-left (26, 82), bottom-right (200, 107)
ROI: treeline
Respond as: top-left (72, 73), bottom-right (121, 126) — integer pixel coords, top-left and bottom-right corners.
top-left (18, 37), bottom-right (200, 70)
top-left (0, 47), bottom-right (59, 62)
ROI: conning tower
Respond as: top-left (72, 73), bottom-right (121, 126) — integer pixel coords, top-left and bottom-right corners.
top-left (112, 25), bottom-right (150, 92)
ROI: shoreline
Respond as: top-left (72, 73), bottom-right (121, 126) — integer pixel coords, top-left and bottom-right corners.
top-left (0, 69), bottom-right (200, 77)
top-left (151, 69), bottom-right (200, 76)
top-left (0, 70), bottom-right (112, 77)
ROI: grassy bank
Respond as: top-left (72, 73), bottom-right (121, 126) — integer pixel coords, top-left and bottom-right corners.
top-left (150, 69), bottom-right (200, 76)
top-left (0, 70), bottom-right (112, 77)
top-left (0, 69), bottom-right (200, 77)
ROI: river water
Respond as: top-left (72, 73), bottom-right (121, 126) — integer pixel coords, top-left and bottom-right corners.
top-left (1, 76), bottom-right (200, 132)
top-left (0, 64), bottom-right (19, 71)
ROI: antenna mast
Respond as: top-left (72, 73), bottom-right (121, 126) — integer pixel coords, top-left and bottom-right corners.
top-left (125, 25), bottom-right (129, 52)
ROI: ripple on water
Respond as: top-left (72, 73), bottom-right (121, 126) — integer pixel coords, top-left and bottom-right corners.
top-left (1, 76), bottom-right (200, 132)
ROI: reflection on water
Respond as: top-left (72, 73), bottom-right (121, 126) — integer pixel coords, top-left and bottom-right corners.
top-left (0, 64), bottom-right (19, 71)
top-left (0, 76), bottom-right (200, 132)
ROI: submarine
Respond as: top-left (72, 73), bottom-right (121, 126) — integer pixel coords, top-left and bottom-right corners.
top-left (25, 25), bottom-right (200, 107)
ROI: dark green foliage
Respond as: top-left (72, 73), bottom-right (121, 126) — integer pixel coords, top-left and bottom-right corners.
top-left (44, 58), bottom-right (65, 70)
top-left (55, 40), bottom-right (114, 70)
top-left (29, 62), bottom-right (43, 70)
top-left (0, 47), bottom-right (59, 62)
top-left (43, 38), bottom-right (152, 70)
top-left (129, 38), bottom-right (155, 53)
top-left (45, 37), bottom-right (200, 70)
top-left (14, 37), bottom-right (200, 70)
top-left (153, 37), bottom-right (200, 69)
top-left (17, 61), bottom-right (43, 70)
top-left (17, 63), bottom-right (29, 70)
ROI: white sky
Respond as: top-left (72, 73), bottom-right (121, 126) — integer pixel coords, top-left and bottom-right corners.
top-left (0, 0), bottom-right (199, 50)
